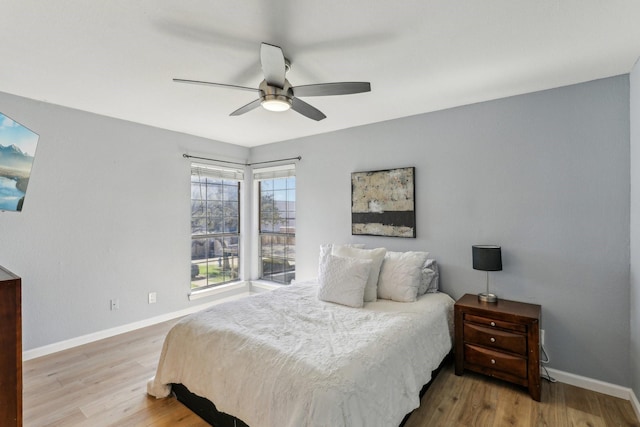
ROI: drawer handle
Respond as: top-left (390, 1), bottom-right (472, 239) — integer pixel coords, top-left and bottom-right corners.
top-left (491, 359), bottom-right (496, 364)
top-left (490, 321), bottom-right (496, 327)
top-left (490, 337), bottom-right (496, 343)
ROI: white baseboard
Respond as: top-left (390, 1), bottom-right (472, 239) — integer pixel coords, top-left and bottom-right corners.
top-left (546, 367), bottom-right (640, 417)
top-left (23, 288), bottom-right (251, 361)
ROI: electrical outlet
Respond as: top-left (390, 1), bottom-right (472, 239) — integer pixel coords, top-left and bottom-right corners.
top-left (110, 299), bottom-right (119, 311)
top-left (540, 329), bottom-right (545, 346)
top-left (148, 292), bottom-right (157, 304)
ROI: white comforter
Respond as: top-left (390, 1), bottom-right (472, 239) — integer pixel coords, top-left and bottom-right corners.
top-left (147, 281), bottom-right (454, 427)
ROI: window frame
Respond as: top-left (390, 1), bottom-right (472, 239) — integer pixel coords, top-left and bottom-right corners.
top-left (254, 164), bottom-right (296, 285)
top-left (190, 163), bottom-right (243, 290)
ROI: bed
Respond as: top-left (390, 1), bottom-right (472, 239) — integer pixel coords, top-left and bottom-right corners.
top-left (148, 248), bottom-right (454, 427)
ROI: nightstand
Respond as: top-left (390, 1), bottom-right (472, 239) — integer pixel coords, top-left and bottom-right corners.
top-left (454, 293), bottom-right (541, 401)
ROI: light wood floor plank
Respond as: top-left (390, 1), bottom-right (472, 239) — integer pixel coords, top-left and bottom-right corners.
top-left (23, 318), bottom-right (640, 426)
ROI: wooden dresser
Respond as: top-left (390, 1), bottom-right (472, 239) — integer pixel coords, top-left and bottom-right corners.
top-left (0, 265), bottom-right (22, 426)
top-left (454, 293), bottom-right (541, 401)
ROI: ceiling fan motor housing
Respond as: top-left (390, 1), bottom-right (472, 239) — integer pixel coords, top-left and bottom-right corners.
top-left (259, 79), bottom-right (293, 110)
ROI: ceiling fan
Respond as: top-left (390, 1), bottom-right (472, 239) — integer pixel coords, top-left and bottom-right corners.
top-left (173, 42), bottom-right (371, 121)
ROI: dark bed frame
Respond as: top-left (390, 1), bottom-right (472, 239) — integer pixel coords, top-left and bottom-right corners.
top-left (171, 353), bottom-right (452, 427)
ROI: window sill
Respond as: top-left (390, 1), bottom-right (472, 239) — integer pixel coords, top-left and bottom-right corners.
top-left (189, 281), bottom-right (249, 301)
top-left (249, 280), bottom-right (284, 293)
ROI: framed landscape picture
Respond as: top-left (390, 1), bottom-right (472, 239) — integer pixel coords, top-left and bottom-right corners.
top-left (0, 112), bottom-right (39, 212)
top-left (351, 166), bottom-right (416, 238)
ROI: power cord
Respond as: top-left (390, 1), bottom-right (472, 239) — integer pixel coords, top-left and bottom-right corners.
top-left (540, 342), bottom-right (549, 363)
top-left (540, 344), bottom-right (557, 383)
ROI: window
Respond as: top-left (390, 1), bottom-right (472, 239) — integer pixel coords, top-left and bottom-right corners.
top-left (190, 164), bottom-right (242, 290)
top-left (255, 165), bottom-right (295, 284)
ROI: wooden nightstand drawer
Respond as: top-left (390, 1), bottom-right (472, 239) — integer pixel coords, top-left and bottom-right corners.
top-left (464, 322), bottom-right (527, 355)
top-left (465, 313), bottom-right (526, 333)
top-left (464, 344), bottom-right (528, 379)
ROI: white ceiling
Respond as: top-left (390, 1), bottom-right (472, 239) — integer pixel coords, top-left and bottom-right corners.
top-left (1, 1), bottom-right (640, 147)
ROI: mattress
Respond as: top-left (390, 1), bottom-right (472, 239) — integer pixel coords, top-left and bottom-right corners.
top-left (147, 281), bottom-right (454, 427)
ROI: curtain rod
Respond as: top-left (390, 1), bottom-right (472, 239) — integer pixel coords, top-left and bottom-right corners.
top-left (183, 154), bottom-right (301, 167)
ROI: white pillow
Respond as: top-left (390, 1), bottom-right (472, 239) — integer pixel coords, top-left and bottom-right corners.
top-left (418, 259), bottom-right (440, 295)
top-left (377, 251), bottom-right (430, 302)
top-left (332, 245), bottom-right (386, 302)
top-left (319, 243), bottom-right (366, 258)
top-left (318, 254), bottom-right (372, 308)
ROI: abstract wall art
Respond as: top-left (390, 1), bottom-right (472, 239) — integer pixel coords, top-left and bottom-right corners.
top-left (351, 166), bottom-right (416, 238)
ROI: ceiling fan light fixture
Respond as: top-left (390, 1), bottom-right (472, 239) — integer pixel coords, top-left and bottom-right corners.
top-left (261, 94), bottom-right (291, 112)
top-left (174, 43), bottom-right (369, 121)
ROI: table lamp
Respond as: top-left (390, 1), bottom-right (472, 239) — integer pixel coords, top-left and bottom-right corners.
top-left (472, 245), bottom-right (502, 303)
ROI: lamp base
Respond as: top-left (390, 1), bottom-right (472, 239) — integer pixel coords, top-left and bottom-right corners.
top-left (478, 292), bottom-right (498, 303)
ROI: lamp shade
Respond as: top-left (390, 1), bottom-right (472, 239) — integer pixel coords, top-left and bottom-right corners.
top-left (472, 245), bottom-right (502, 271)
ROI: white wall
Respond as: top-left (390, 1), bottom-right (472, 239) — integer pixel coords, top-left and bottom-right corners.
top-left (630, 58), bottom-right (640, 399)
top-left (0, 92), bottom-right (249, 351)
top-left (251, 76), bottom-right (631, 386)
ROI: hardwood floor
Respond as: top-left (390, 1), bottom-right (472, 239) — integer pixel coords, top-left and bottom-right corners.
top-left (23, 319), bottom-right (206, 427)
top-left (23, 318), bottom-right (640, 427)
top-left (405, 364), bottom-right (640, 427)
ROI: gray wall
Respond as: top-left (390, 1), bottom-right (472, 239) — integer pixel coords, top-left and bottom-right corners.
top-left (252, 76), bottom-right (631, 385)
top-left (0, 92), bottom-right (249, 351)
top-left (0, 75), bottom-right (632, 387)
top-left (631, 59), bottom-right (640, 398)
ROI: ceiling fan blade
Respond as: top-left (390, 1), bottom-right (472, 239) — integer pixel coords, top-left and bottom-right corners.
top-left (260, 43), bottom-right (286, 88)
top-left (230, 99), bottom-right (262, 116)
top-left (291, 98), bottom-right (326, 121)
top-left (173, 78), bottom-right (259, 93)
top-left (293, 82), bottom-right (371, 97)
